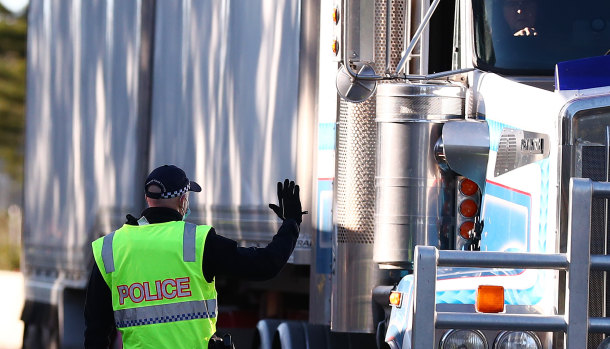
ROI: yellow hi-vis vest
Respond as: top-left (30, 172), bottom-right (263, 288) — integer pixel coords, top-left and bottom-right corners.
top-left (92, 221), bottom-right (217, 348)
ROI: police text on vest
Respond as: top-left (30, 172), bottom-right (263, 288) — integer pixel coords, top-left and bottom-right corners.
top-left (117, 277), bottom-right (192, 305)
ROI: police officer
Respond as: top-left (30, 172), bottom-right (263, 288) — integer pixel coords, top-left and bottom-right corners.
top-left (84, 165), bottom-right (305, 348)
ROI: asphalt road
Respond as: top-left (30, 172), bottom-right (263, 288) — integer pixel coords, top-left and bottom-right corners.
top-left (0, 270), bottom-right (23, 349)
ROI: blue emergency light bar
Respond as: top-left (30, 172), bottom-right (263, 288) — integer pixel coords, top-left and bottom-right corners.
top-left (555, 55), bottom-right (610, 91)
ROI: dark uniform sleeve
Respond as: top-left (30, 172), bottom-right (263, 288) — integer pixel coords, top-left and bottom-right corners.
top-left (84, 263), bottom-right (116, 348)
top-left (202, 219), bottom-right (300, 283)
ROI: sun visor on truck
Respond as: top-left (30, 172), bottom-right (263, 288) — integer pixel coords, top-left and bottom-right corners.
top-left (555, 55), bottom-right (610, 91)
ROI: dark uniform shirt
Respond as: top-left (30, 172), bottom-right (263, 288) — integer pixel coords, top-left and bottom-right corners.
top-left (84, 207), bottom-right (299, 348)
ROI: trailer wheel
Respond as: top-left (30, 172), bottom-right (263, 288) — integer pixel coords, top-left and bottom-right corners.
top-left (21, 300), bottom-right (59, 349)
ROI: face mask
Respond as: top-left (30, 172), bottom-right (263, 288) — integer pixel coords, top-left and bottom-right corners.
top-left (181, 195), bottom-right (190, 221)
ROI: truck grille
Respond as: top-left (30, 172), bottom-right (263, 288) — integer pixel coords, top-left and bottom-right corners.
top-left (582, 145), bottom-right (608, 348)
top-left (562, 98), bottom-right (610, 348)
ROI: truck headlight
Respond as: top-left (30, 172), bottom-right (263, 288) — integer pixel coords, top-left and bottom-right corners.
top-left (494, 331), bottom-right (541, 349)
top-left (439, 329), bottom-right (487, 349)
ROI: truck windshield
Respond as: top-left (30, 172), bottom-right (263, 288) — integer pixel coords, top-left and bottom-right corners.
top-left (472, 0), bottom-right (610, 75)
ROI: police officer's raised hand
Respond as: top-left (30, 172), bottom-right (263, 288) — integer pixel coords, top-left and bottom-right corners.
top-left (268, 179), bottom-right (307, 224)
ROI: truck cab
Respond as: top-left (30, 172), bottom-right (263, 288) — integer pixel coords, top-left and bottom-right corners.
top-left (362, 0), bottom-right (610, 347)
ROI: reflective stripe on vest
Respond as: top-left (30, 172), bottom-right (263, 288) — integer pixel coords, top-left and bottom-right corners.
top-left (183, 222), bottom-right (196, 262)
top-left (101, 231), bottom-right (116, 273)
top-left (101, 223), bottom-right (198, 273)
top-left (114, 299), bottom-right (218, 328)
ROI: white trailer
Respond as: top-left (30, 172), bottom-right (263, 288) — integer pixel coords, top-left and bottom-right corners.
top-left (23, 0), bottom-right (321, 347)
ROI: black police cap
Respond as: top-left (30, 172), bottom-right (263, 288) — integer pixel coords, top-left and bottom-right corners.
top-left (144, 165), bottom-right (202, 199)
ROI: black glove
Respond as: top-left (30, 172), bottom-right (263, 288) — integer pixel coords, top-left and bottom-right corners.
top-left (125, 214), bottom-right (138, 225)
top-left (269, 179), bottom-right (308, 224)
top-left (208, 333), bottom-right (235, 349)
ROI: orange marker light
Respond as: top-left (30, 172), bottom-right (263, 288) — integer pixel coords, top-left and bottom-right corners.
top-left (476, 285), bottom-right (504, 313)
top-left (389, 291), bottom-right (402, 307)
top-left (460, 178), bottom-right (479, 196)
top-left (460, 199), bottom-right (477, 218)
top-left (332, 8), bottom-right (339, 24)
top-left (459, 221), bottom-right (474, 239)
top-left (332, 40), bottom-right (339, 55)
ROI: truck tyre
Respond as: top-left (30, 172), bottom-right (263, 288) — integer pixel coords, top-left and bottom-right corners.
top-left (376, 320), bottom-right (391, 349)
top-left (272, 321), bottom-right (306, 349)
top-left (253, 319), bottom-right (282, 349)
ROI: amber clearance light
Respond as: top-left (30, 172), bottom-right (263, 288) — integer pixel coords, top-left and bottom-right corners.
top-left (475, 285), bottom-right (504, 313)
top-left (332, 8), bottom-right (339, 24)
top-left (389, 291), bottom-right (402, 307)
top-left (332, 39), bottom-right (339, 55)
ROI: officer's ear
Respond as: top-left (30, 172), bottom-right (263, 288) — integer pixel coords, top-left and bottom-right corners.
top-left (179, 194), bottom-right (189, 210)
